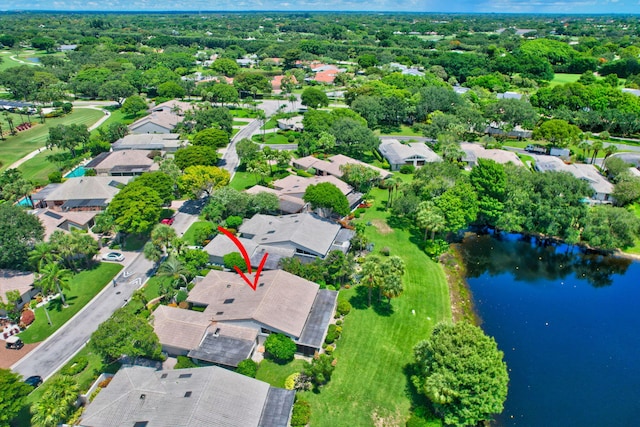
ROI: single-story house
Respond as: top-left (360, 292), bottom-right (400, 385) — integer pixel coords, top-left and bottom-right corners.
top-left (269, 174), bottom-right (361, 211)
top-left (112, 134), bottom-right (187, 152)
top-left (35, 176), bottom-right (131, 212)
top-left (497, 91), bottom-right (524, 100)
top-left (85, 150), bottom-right (160, 177)
top-left (460, 143), bottom-right (524, 168)
top-left (271, 74), bottom-right (298, 92)
top-left (621, 88), bottom-right (640, 97)
top-left (244, 186), bottom-right (305, 215)
top-left (378, 139), bottom-right (441, 171)
top-left (485, 123), bottom-right (533, 139)
top-left (293, 154), bottom-right (391, 180)
top-left (129, 112), bottom-right (182, 134)
top-left (32, 209), bottom-right (97, 240)
top-left (276, 116), bottom-right (304, 132)
top-left (0, 270), bottom-right (37, 318)
top-left (204, 212), bottom-right (354, 268)
top-left (78, 365), bottom-right (295, 427)
top-left (534, 155), bottom-right (615, 202)
top-left (150, 100), bottom-right (193, 115)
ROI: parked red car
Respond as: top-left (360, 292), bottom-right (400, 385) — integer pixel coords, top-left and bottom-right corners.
top-left (161, 217), bottom-right (175, 225)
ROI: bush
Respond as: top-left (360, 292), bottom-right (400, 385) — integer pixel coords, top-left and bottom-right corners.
top-left (336, 319), bottom-right (343, 326)
top-left (48, 171), bottom-right (62, 183)
top-left (291, 400), bottom-right (312, 427)
top-left (325, 324), bottom-right (339, 344)
top-left (20, 309), bottom-right (35, 326)
top-left (264, 333), bottom-right (296, 362)
top-left (178, 301), bottom-right (189, 309)
top-left (400, 164), bottom-right (415, 174)
top-left (324, 345), bottom-right (334, 355)
top-left (336, 300), bottom-right (351, 316)
top-left (284, 372), bottom-right (299, 390)
top-left (380, 246), bottom-right (390, 256)
top-left (61, 356), bottom-right (89, 376)
top-left (98, 377), bottom-right (113, 388)
top-left (84, 168), bottom-right (97, 176)
top-left (175, 356), bottom-right (198, 369)
top-left (225, 215), bottom-right (243, 228)
top-left (223, 252), bottom-right (247, 272)
top-left (236, 359), bottom-right (258, 378)
top-left (373, 149), bottom-right (383, 162)
top-left (296, 169), bottom-right (314, 177)
top-left (175, 290), bottom-right (188, 304)
top-left (287, 134), bottom-right (296, 142)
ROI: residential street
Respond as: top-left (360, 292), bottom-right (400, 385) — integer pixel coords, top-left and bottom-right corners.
top-left (11, 253), bottom-right (155, 381)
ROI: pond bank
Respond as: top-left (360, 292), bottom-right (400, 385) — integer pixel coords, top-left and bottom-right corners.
top-left (439, 245), bottom-right (479, 325)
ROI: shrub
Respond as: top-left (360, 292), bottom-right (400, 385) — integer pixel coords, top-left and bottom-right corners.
top-left (380, 246), bottom-right (390, 256)
top-left (336, 319), bottom-right (343, 326)
top-left (48, 171), bottom-right (62, 183)
top-left (84, 168), bottom-right (97, 176)
top-left (325, 324), bottom-right (339, 344)
top-left (287, 134), bottom-right (296, 142)
top-left (296, 169), bottom-right (314, 177)
top-left (264, 333), bottom-right (296, 362)
top-left (175, 356), bottom-right (198, 369)
top-left (178, 301), bottom-right (189, 309)
top-left (61, 356), bottom-right (89, 376)
top-left (20, 309), bottom-right (35, 326)
top-left (284, 372), bottom-right (299, 390)
top-left (223, 252), bottom-right (247, 272)
top-left (291, 400), bottom-right (312, 427)
top-left (147, 150), bottom-right (162, 159)
top-left (324, 345), bottom-right (334, 355)
top-left (98, 377), bottom-right (113, 388)
top-left (236, 359), bottom-right (258, 378)
top-left (225, 215), bottom-right (243, 228)
top-left (336, 300), bottom-right (351, 316)
top-left (400, 164), bottom-right (415, 174)
top-left (175, 290), bottom-right (188, 304)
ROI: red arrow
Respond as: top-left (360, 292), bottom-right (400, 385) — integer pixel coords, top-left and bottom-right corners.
top-left (217, 226), bottom-right (269, 291)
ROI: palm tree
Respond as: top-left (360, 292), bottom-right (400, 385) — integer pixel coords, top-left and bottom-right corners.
top-left (590, 140), bottom-right (604, 165)
top-left (603, 143), bottom-right (618, 161)
top-left (157, 255), bottom-right (189, 289)
top-left (416, 201), bottom-right (447, 241)
top-left (29, 243), bottom-right (61, 272)
top-left (151, 224), bottom-right (177, 254)
top-left (288, 94), bottom-right (297, 112)
top-left (381, 274), bottom-right (404, 307)
top-left (31, 375), bottom-right (79, 427)
top-left (360, 256), bottom-right (382, 307)
top-left (381, 176), bottom-right (398, 208)
top-left (36, 263), bottom-right (72, 307)
top-left (379, 256), bottom-right (405, 302)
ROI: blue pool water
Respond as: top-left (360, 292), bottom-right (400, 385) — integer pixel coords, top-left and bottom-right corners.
top-left (64, 166), bottom-right (86, 178)
top-left (459, 233), bottom-right (640, 427)
top-left (17, 196), bottom-right (33, 207)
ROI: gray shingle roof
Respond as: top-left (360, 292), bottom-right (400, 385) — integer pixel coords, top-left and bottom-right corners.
top-left (79, 366), bottom-right (293, 427)
top-left (378, 139), bottom-right (441, 165)
top-left (43, 177), bottom-right (131, 204)
top-left (298, 289), bottom-right (338, 348)
top-left (187, 329), bottom-right (256, 367)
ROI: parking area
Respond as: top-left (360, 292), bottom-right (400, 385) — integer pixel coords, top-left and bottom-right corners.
top-left (0, 341), bottom-right (39, 369)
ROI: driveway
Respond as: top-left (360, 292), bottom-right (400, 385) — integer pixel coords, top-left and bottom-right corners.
top-left (12, 253), bottom-right (155, 381)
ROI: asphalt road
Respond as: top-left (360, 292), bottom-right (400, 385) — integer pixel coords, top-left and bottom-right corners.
top-left (12, 254), bottom-right (155, 381)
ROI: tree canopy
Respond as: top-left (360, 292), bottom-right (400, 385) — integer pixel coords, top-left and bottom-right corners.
top-left (303, 182), bottom-right (350, 217)
top-left (412, 321), bottom-right (509, 427)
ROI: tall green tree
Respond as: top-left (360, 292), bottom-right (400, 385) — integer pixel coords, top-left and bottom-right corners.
top-left (46, 124), bottom-right (90, 158)
top-left (107, 185), bottom-right (163, 235)
top-left (91, 307), bottom-right (162, 363)
top-left (470, 158), bottom-right (506, 226)
top-left (0, 369), bottom-right (32, 425)
top-left (30, 375), bottom-right (79, 427)
top-left (360, 255), bottom-right (382, 307)
top-left (36, 262), bottom-right (72, 307)
top-left (0, 204), bottom-right (44, 269)
top-left (303, 182), bottom-right (350, 217)
top-left (121, 95), bottom-right (148, 116)
top-left (412, 322), bottom-right (509, 427)
top-left (416, 201), bottom-right (446, 241)
top-left (301, 87), bottom-right (329, 108)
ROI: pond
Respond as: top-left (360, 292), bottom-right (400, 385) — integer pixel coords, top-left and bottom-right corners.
top-left (459, 232), bottom-right (640, 427)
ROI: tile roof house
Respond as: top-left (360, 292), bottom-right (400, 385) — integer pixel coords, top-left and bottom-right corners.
top-left (0, 270), bottom-right (37, 319)
top-left (460, 143), bottom-right (524, 168)
top-left (78, 365), bottom-right (295, 427)
top-left (35, 177), bottom-right (131, 212)
top-left (151, 269), bottom-right (337, 363)
top-left (112, 134), bottom-right (187, 152)
top-left (271, 74), bottom-right (298, 92)
top-left (293, 154), bottom-right (391, 180)
top-left (378, 139), bottom-right (442, 171)
top-left (203, 212), bottom-right (354, 269)
top-left (85, 150), bottom-right (160, 177)
top-left (534, 155), bottom-right (615, 202)
top-left (31, 208), bottom-right (97, 240)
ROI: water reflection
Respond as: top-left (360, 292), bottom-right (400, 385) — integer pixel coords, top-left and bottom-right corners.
top-left (459, 232), bottom-right (632, 288)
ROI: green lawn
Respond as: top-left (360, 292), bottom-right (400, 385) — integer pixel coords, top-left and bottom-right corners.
top-left (0, 49), bottom-right (60, 72)
top-left (376, 125), bottom-right (423, 137)
top-left (230, 168), bottom-right (262, 190)
top-left (252, 133), bottom-right (294, 145)
top-left (294, 187), bottom-right (451, 426)
top-left (18, 147), bottom-right (69, 186)
top-left (0, 108), bottom-right (104, 171)
top-left (182, 221), bottom-right (214, 245)
top-left (256, 359), bottom-right (306, 388)
top-left (18, 263), bottom-right (122, 343)
top-left (549, 73), bottom-right (581, 87)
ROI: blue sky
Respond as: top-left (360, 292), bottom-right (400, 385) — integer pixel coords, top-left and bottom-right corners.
top-left (0, 0), bottom-right (639, 13)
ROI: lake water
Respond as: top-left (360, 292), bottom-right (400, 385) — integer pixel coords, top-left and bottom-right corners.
top-left (459, 232), bottom-right (640, 427)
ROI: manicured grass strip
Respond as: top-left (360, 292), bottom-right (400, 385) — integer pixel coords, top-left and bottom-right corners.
top-left (17, 147), bottom-right (66, 186)
top-left (256, 359), bottom-right (306, 388)
top-left (182, 221), bottom-right (213, 246)
top-left (18, 263), bottom-right (122, 343)
top-left (251, 133), bottom-right (293, 145)
top-left (230, 169), bottom-right (261, 190)
top-left (376, 125), bottom-right (424, 137)
top-left (299, 187), bottom-right (451, 426)
top-left (0, 108), bottom-right (104, 171)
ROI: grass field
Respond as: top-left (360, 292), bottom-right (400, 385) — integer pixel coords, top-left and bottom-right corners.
top-left (18, 147), bottom-right (67, 186)
top-left (288, 185), bottom-right (452, 426)
top-left (256, 359), bottom-right (306, 388)
top-left (0, 49), bottom-right (61, 72)
top-left (252, 132), bottom-right (294, 145)
top-left (230, 168), bottom-right (262, 190)
top-left (376, 125), bottom-right (424, 137)
top-left (0, 108), bottom-right (104, 171)
top-left (182, 221), bottom-right (214, 245)
top-left (549, 73), bottom-right (581, 87)
top-left (18, 263), bottom-right (122, 343)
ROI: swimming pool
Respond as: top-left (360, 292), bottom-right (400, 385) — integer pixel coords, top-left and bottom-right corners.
top-left (64, 166), bottom-right (86, 178)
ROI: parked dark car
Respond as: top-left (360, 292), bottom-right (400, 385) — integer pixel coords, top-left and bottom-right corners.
top-left (24, 375), bottom-right (43, 388)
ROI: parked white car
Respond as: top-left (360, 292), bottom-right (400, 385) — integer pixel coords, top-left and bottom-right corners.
top-left (101, 252), bottom-right (125, 262)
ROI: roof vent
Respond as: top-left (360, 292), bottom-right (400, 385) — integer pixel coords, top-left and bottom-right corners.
top-left (178, 373), bottom-right (192, 379)
top-left (216, 311), bottom-right (224, 315)
top-left (160, 373), bottom-right (168, 379)
top-left (139, 394), bottom-right (146, 400)
top-left (184, 391), bottom-right (192, 398)
top-left (223, 298), bottom-right (235, 304)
